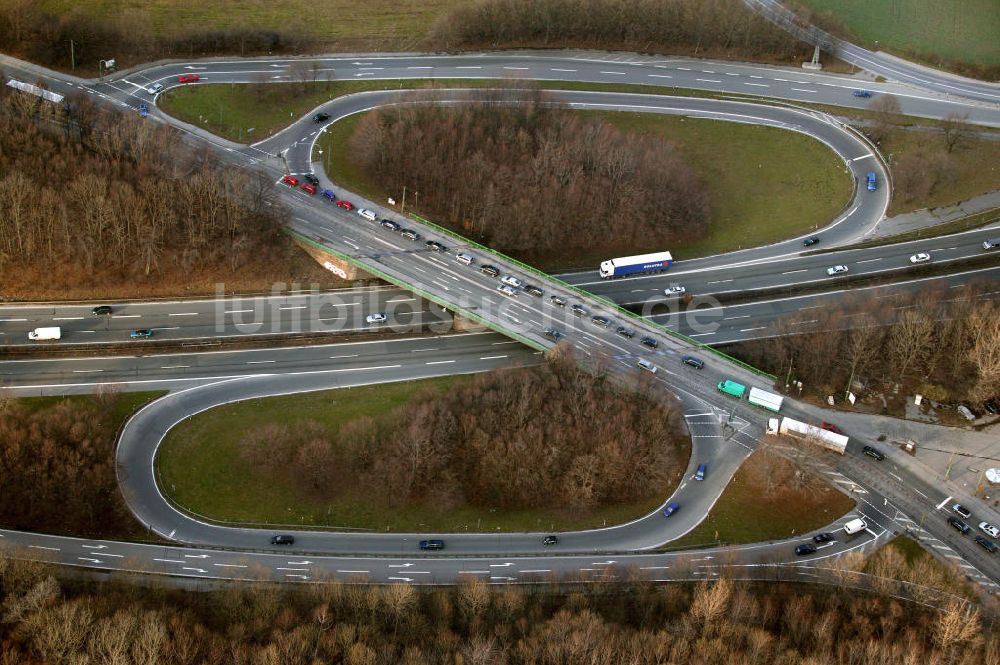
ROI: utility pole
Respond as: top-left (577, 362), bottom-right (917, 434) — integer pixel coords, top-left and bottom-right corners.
top-left (401, 185), bottom-right (406, 213)
top-left (69, 40), bottom-right (75, 70)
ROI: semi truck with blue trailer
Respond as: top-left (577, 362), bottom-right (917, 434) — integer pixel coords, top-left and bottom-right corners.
top-left (599, 251), bottom-right (673, 278)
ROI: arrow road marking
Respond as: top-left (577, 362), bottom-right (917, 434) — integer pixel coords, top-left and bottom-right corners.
top-left (288, 560), bottom-right (312, 565)
top-left (184, 554), bottom-right (211, 559)
top-left (490, 576), bottom-right (517, 581)
top-left (78, 557), bottom-right (103, 563)
top-left (489, 562), bottom-right (514, 568)
top-left (285, 574), bottom-right (309, 579)
top-left (388, 563), bottom-right (414, 568)
top-left (591, 560), bottom-right (617, 566)
top-left (82, 544), bottom-right (107, 549)
top-left (387, 577), bottom-right (413, 582)
top-left (182, 567), bottom-right (207, 573)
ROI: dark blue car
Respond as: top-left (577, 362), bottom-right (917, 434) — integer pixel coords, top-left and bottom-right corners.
top-left (853, 89), bottom-right (872, 98)
top-left (663, 501), bottom-right (680, 517)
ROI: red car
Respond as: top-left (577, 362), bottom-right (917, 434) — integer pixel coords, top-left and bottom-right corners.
top-left (820, 421), bottom-right (843, 434)
top-left (301, 183), bottom-right (316, 195)
top-left (280, 175), bottom-right (299, 187)
top-left (336, 199), bottom-right (354, 210)
top-left (177, 74), bottom-right (200, 83)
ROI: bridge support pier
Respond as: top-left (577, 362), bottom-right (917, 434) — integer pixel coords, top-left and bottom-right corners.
top-left (452, 313), bottom-right (488, 332)
top-left (294, 237), bottom-right (374, 281)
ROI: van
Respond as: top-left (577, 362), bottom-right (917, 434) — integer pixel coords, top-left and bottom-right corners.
top-left (843, 518), bottom-right (867, 536)
top-left (984, 238), bottom-right (1000, 250)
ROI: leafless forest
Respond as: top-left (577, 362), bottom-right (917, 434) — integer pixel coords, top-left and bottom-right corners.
top-left (240, 356), bottom-right (688, 510)
top-left (0, 556), bottom-right (993, 664)
top-left (730, 286), bottom-right (999, 405)
top-left (0, 392), bottom-right (143, 538)
top-left (0, 84), bottom-right (307, 298)
top-left (434, 0), bottom-right (807, 61)
top-left (350, 92), bottom-right (711, 263)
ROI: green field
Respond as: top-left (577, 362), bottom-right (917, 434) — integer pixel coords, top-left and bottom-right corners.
top-left (791, 0), bottom-right (1000, 69)
top-left (28, 0), bottom-right (463, 46)
top-left (156, 377), bottom-right (667, 533)
top-left (667, 449), bottom-right (855, 549)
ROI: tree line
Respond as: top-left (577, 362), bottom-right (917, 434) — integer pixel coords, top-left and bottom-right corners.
top-left (0, 392), bottom-right (145, 538)
top-left (239, 355), bottom-right (688, 511)
top-left (0, 0), bottom-right (316, 71)
top-left (0, 555), bottom-right (991, 664)
top-left (350, 90), bottom-right (711, 264)
top-left (0, 83), bottom-right (291, 297)
top-left (729, 285), bottom-right (999, 406)
top-left (433, 0), bottom-right (809, 61)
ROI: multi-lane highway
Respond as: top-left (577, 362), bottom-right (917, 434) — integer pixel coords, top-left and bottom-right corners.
top-left (1, 45), bottom-right (999, 590)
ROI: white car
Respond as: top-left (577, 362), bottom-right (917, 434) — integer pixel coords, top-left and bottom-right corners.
top-left (637, 359), bottom-right (657, 373)
top-left (664, 286), bottom-right (686, 297)
top-left (497, 284), bottom-right (518, 297)
top-left (909, 252), bottom-right (931, 263)
top-left (365, 313), bottom-right (387, 324)
top-left (146, 83), bottom-right (164, 95)
top-left (980, 521), bottom-right (1000, 539)
top-left (357, 209), bottom-right (377, 222)
top-left (456, 253), bottom-right (474, 265)
top-left (826, 265), bottom-right (849, 276)
top-left (500, 275), bottom-right (522, 288)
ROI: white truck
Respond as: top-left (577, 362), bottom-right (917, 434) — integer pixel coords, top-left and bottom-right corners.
top-left (843, 518), bottom-right (867, 536)
top-left (748, 387), bottom-right (783, 412)
top-left (28, 326), bottom-right (61, 341)
top-left (767, 416), bottom-right (848, 455)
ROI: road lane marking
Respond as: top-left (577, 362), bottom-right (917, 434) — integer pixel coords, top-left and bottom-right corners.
top-left (426, 360), bottom-right (455, 365)
top-left (168, 312), bottom-right (199, 316)
top-left (791, 88), bottom-right (816, 93)
top-left (936, 496), bottom-right (952, 510)
top-left (696, 78), bottom-right (722, 83)
top-left (225, 309), bottom-right (254, 314)
top-left (213, 563), bottom-right (249, 568)
top-left (744, 82), bottom-right (769, 87)
top-left (28, 545), bottom-right (60, 551)
top-left (551, 68), bottom-right (576, 72)
top-left (153, 558), bottom-right (184, 564)
top-left (480, 355), bottom-right (507, 360)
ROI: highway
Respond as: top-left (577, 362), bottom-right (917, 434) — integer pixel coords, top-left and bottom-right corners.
top-left (0, 48), bottom-right (999, 590)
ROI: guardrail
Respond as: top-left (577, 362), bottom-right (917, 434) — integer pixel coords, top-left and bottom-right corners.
top-left (285, 229), bottom-right (546, 352)
top-left (406, 214), bottom-right (776, 380)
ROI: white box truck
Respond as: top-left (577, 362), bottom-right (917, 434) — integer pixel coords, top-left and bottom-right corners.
top-left (28, 327), bottom-right (61, 341)
top-left (748, 387), bottom-right (783, 412)
top-left (767, 417), bottom-right (848, 455)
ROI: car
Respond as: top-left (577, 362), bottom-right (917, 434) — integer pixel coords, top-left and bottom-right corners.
top-left (826, 265), bottom-right (849, 276)
top-left (909, 252), bottom-right (931, 264)
top-left (862, 445), bottom-right (885, 461)
top-left (550, 295), bottom-right (567, 307)
top-left (664, 286), bottom-right (686, 297)
top-left (322, 189), bottom-right (336, 201)
top-left (357, 208), bottom-right (377, 222)
top-left (280, 175), bottom-right (299, 187)
top-left (803, 236), bottom-right (820, 246)
top-left (419, 539), bottom-right (445, 551)
top-left (866, 171), bottom-right (877, 191)
top-left (426, 240), bottom-right (447, 252)
top-left (543, 535), bottom-right (559, 545)
top-left (694, 463), bottom-right (706, 481)
top-left (146, 83), bottom-right (164, 95)
top-left (662, 501), bottom-right (680, 517)
top-left (177, 73), bottom-right (200, 83)
top-left (591, 315), bottom-right (610, 327)
top-left (480, 264), bottom-right (500, 277)
top-left (820, 421), bottom-right (842, 434)
top-left (313, 112), bottom-right (330, 122)
top-left (976, 535), bottom-right (999, 553)
top-left (500, 275), bottom-right (523, 288)
top-left (303, 174), bottom-right (320, 186)
top-left (681, 355), bottom-right (705, 369)
top-left (497, 284), bottom-right (518, 297)
top-left (91, 305), bottom-right (113, 316)
top-left (980, 522), bottom-right (1000, 539)
top-left (853, 89), bottom-right (872, 98)
top-left (523, 285), bottom-right (544, 297)
top-left (616, 326), bottom-right (635, 339)
top-left (456, 253), bottom-right (474, 265)
top-left (953, 504), bottom-right (972, 519)
top-left (270, 535), bottom-right (295, 545)
top-left (957, 405), bottom-right (976, 421)
top-left (813, 532), bottom-right (835, 544)
top-left (795, 543), bottom-right (817, 556)
top-left (638, 359), bottom-right (657, 374)
top-left (336, 199), bottom-right (354, 210)
top-left (380, 220), bottom-right (401, 232)
top-left (985, 397), bottom-right (1000, 415)
top-left (365, 313), bottom-right (387, 324)
top-left (948, 517), bottom-right (971, 534)
top-left (301, 183), bottom-right (316, 195)
top-left (570, 304), bottom-right (588, 317)
top-left (544, 328), bottom-right (564, 341)
top-left (640, 336), bottom-right (658, 349)
top-left (400, 229), bottom-right (421, 241)
top-left (129, 329), bottom-right (152, 338)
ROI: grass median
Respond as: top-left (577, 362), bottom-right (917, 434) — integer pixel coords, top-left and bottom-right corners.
top-left (155, 376), bottom-right (668, 533)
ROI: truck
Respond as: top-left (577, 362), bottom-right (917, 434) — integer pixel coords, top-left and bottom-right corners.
top-left (599, 251), bottom-right (672, 279)
top-left (748, 387), bottom-right (783, 412)
top-left (766, 417), bottom-right (848, 455)
top-left (28, 327), bottom-right (61, 341)
top-left (717, 380), bottom-right (746, 399)
top-left (843, 518), bottom-right (867, 536)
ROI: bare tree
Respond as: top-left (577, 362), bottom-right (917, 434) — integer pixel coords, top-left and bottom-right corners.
top-left (866, 94), bottom-right (901, 144)
top-left (941, 112), bottom-right (972, 153)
